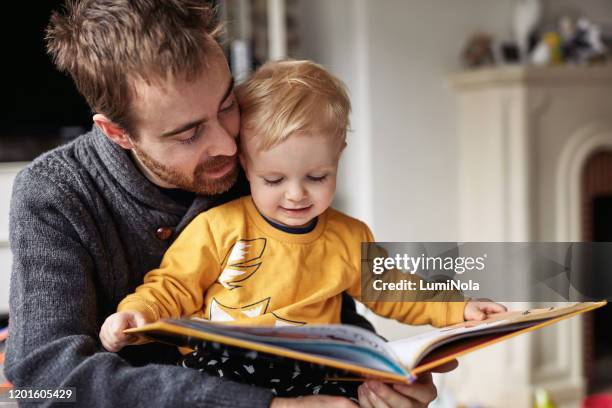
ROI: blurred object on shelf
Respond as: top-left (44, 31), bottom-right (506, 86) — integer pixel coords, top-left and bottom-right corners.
top-left (462, 33), bottom-right (495, 68)
top-left (462, 6), bottom-right (612, 69)
top-left (499, 41), bottom-right (521, 64)
top-left (513, 0), bottom-right (542, 62)
top-left (559, 17), bottom-right (608, 65)
top-left (527, 15), bottom-right (609, 66)
top-left (534, 388), bottom-right (557, 408)
top-left (531, 32), bottom-right (563, 65)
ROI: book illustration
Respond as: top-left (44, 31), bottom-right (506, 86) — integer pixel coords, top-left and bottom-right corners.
top-left (127, 301), bottom-right (606, 383)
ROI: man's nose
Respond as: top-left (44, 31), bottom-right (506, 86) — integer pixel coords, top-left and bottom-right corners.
top-left (206, 120), bottom-right (238, 157)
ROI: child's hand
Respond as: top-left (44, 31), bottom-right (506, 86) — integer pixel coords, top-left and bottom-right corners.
top-left (464, 299), bottom-right (507, 321)
top-left (100, 311), bottom-right (147, 352)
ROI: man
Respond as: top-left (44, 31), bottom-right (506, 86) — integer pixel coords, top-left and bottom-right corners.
top-left (6, 1), bottom-right (450, 406)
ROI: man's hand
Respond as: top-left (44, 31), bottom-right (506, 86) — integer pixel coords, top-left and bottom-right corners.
top-left (270, 396), bottom-right (357, 408)
top-left (464, 299), bottom-right (507, 321)
top-left (358, 360), bottom-right (459, 408)
top-left (99, 311), bottom-right (147, 352)
top-left (270, 361), bottom-right (460, 408)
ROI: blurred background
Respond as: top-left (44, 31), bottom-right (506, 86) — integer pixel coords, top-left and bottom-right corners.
top-left (2, 1), bottom-right (612, 407)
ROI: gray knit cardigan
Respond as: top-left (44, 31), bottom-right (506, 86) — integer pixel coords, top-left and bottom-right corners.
top-left (5, 127), bottom-right (272, 407)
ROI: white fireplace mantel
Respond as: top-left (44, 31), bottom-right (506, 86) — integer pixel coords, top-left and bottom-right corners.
top-left (448, 65), bottom-right (612, 408)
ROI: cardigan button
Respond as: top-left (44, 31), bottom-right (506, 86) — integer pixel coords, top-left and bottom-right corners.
top-left (155, 227), bottom-right (173, 241)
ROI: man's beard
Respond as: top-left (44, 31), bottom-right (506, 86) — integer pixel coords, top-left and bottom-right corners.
top-left (133, 147), bottom-right (239, 195)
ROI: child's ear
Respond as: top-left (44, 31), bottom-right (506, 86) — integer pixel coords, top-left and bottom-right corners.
top-left (93, 114), bottom-right (135, 150)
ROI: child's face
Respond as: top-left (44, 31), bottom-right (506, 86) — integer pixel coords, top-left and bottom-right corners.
top-left (240, 132), bottom-right (343, 227)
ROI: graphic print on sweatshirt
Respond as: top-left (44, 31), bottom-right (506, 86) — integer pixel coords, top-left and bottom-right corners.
top-left (211, 238), bottom-right (305, 326)
top-left (217, 238), bottom-right (266, 289)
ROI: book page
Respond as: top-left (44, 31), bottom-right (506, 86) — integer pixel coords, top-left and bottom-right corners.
top-left (387, 319), bottom-right (511, 368)
top-left (176, 319), bottom-right (394, 359)
top-left (387, 301), bottom-right (606, 368)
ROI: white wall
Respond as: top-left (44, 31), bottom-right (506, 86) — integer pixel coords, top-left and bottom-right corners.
top-left (297, 0), bottom-right (516, 244)
top-left (295, 0), bottom-right (374, 227)
top-left (365, 0), bottom-right (516, 242)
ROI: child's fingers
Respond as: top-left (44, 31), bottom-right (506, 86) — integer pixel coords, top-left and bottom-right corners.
top-left (110, 315), bottom-right (130, 333)
top-left (101, 330), bottom-right (137, 352)
top-left (466, 300), bottom-right (506, 321)
top-left (128, 312), bottom-right (148, 328)
top-left (100, 331), bottom-right (121, 352)
top-left (100, 322), bottom-right (117, 351)
top-left (114, 330), bottom-right (135, 343)
top-left (101, 316), bottom-right (136, 350)
top-left (112, 327), bottom-right (139, 347)
top-left (470, 309), bottom-right (486, 320)
top-left (111, 314), bottom-right (139, 335)
top-left (481, 302), bottom-right (507, 314)
top-left (99, 312), bottom-right (145, 353)
top-left (464, 303), bottom-right (484, 321)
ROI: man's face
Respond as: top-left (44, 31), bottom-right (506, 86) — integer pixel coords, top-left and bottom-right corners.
top-left (127, 47), bottom-right (240, 195)
top-left (241, 132), bottom-right (342, 228)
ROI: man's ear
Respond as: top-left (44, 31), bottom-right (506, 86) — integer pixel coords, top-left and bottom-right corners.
top-left (93, 114), bottom-right (135, 150)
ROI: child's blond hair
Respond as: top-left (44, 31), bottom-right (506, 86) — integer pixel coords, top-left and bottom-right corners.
top-left (235, 59), bottom-right (351, 151)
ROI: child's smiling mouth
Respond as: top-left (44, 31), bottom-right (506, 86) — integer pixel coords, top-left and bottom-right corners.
top-left (280, 205), bottom-right (313, 215)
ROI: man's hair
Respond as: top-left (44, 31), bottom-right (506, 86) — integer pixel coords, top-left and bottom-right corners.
top-left (235, 59), bottom-right (351, 151)
top-left (46, 0), bottom-right (221, 134)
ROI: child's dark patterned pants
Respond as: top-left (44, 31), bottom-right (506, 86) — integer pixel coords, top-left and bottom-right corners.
top-left (180, 340), bottom-right (361, 401)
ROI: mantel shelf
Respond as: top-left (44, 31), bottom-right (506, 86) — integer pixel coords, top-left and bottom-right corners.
top-left (450, 64), bottom-right (612, 89)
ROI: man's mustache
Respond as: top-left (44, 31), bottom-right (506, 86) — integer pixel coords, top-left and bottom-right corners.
top-left (198, 154), bottom-right (237, 172)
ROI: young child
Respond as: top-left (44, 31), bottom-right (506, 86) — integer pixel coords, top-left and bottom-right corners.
top-left (100, 59), bottom-right (505, 397)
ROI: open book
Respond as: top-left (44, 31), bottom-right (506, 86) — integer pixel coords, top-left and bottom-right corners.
top-left (126, 301), bottom-right (606, 383)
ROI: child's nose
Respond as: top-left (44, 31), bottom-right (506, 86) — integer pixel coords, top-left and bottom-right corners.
top-left (285, 183), bottom-right (306, 202)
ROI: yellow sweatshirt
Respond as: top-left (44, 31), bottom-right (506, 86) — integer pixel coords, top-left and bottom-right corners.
top-left (118, 196), bottom-right (465, 328)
